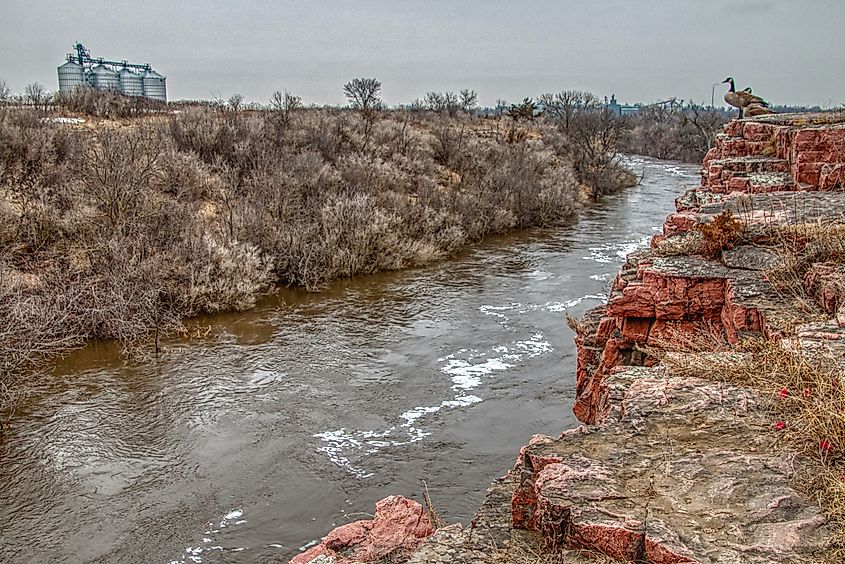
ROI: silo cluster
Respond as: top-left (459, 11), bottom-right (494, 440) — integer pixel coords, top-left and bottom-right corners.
top-left (57, 43), bottom-right (167, 102)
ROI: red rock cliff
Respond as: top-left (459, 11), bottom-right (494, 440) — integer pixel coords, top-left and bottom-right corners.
top-left (574, 113), bottom-right (845, 426)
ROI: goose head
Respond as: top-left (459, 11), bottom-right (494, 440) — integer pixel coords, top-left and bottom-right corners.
top-left (722, 77), bottom-right (736, 91)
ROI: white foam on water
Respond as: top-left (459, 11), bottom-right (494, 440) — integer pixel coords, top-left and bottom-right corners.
top-left (298, 539), bottom-right (319, 551)
top-left (314, 331), bottom-right (553, 477)
top-left (248, 368), bottom-right (286, 387)
top-left (616, 235), bottom-right (652, 258)
top-left (479, 303), bottom-right (520, 324)
top-left (171, 509), bottom-right (248, 563)
top-left (582, 248), bottom-right (613, 263)
top-left (526, 269), bottom-right (554, 280)
top-left (584, 233), bottom-right (653, 265)
top-left (664, 165), bottom-right (697, 178)
top-left (542, 294), bottom-right (607, 312)
top-left (223, 509), bottom-right (243, 521)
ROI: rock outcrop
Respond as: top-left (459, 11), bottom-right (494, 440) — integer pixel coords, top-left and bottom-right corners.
top-left (292, 113), bottom-right (845, 564)
top-left (574, 113), bottom-right (845, 429)
top-left (511, 368), bottom-right (831, 563)
top-left (290, 496), bottom-right (434, 564)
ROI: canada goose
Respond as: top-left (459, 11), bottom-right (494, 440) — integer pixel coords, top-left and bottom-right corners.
top-left (723, 77), bottom-right (769, 118)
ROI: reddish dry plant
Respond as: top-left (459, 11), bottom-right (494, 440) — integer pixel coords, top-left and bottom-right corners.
top-left (694, 209), bottom-right (745, 259)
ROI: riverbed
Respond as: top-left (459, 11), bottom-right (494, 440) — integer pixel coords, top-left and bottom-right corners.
top-left (0, 156), bottom-right (698, 563)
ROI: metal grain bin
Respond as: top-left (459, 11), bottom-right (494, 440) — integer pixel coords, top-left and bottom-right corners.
top-left (118, 68), bottom-right (143, 96)
top-left (141, 69), bottom-right (166, 101)
top-left (57, 60), bottom-right (86, 93)
top-left (91, 64), bottom-right (120, 90)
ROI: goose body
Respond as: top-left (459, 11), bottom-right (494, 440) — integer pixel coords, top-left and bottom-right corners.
top-left (723, 77), bottom-right (769, 117)
top-left (743, 103), bottom-right (774, 117)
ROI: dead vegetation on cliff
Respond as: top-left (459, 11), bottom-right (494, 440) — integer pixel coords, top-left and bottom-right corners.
top-left (654, 337), bottom-right (845, 558)
top-left (490, 536), bottom-right (620, 564)
top-left (763, 221), bottom-right (845, 302)
top-left (653, 209), bottom-right (746, 259)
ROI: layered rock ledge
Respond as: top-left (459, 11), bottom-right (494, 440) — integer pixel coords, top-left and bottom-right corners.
top-left (291, 113), bottom-right (845, 563)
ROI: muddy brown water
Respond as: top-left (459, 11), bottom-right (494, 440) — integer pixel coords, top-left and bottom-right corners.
top-left (0, 157), bottom-right (698, 563)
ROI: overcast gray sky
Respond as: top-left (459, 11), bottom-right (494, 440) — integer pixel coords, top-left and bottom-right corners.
top-left (3, 0), bottom-right (844, 107)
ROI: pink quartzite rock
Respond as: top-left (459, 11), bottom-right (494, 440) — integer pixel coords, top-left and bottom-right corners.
top-left (513, 368), bottom-right (832, 562)
top-left (290, 495), bottom-right (434, 564)
top-left (561, 114), bottom-right (845, 560)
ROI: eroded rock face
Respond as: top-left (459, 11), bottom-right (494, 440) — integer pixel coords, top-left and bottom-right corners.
top-left (512, 368), bottom-right (832, 563)
top-left (290, 496), bottom-right (434, 564)
top-left (575, 114), bottom-right (845, 426)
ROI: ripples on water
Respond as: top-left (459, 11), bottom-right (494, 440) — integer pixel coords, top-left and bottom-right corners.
top-left (0, 156), bottom-right (699, 563)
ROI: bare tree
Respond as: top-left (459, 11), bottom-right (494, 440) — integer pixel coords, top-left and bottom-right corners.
top-left (444, 92), bottom-right (461, 116)
top-left (0, 78), bottom-right (10, 103)
top-left (681, 102), bottom-right (726, 153)
top-left (80, 127), bottom-right (164, 230)
top-left (24, 82), bottom-right (52, 113)
top-left (507, 98), bottom-right (539, 121)
top-left (567, 106), bottom-right (627, 199)
top-left (459, 89), bottom-right (478, 113)
top-left (343, 78), bottom-right (382, 151)
top-left (409, 98), bottom-right (426, 111)
top-left (425, 91), bottom-right (446, 112)
top-left (495, 99), bottom-right (508, 117)
top-left (539, 90), bottom-right (600, 134)
top-left (343, 77), bottom-right (382, 116)
top-left (270, 89), bottom-right (302, 128)
top-left (424, 91), bottom-right (461, 115)
top-left (228, 93), bottom-right (244, 112)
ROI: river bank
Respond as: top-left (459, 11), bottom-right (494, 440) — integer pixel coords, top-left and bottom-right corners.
top-left (0, 104), bottom-right (637, 417)
top-left (0, 156), bottom-right (690, 562)
top-left (294, 112), bottom-right (845, 563)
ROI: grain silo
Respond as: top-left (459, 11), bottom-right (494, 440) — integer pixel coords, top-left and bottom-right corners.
top-left (141, 69), bottom-right (167, 101)
top-left (118, 68), bottom-right (143, 97)
top-left (90, 64), bottom-right (120, 90)
top-left (57, 60), bottom-right (86, 92)
top-left (57, 43), bottom-right (167, 101)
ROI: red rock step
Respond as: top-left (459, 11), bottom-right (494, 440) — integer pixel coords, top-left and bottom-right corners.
top-left (704, 157), bottom-right (790, 193)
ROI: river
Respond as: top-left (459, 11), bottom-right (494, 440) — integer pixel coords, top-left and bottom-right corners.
top-left (0, 156), bottom-right (698, 563)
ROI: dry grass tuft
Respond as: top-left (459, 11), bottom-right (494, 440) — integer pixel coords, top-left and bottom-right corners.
top-left (764, 221), bottom-right (845, 293)
top-left (489, 532), bottom-right (620, 564)
top-left (565, 312), bottom-right (587, 334)
top-left (421, 480), bottom-right (447, 530)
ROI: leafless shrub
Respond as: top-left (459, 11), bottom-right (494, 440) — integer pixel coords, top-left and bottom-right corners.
top-left (76, 126), bottom-right (165, 230)
top-left (620, 103), bottom-right (729, 163)
top-left (269, 89), bottom-right (302, 131)
top-left (1, 102), bottom-right (635, 408)
top-left (56, 87), bottom-right (166, 119)
top-left (459, 89), bottom-right (478, 113)
top-left (180, 236), bottom-right (273, 313)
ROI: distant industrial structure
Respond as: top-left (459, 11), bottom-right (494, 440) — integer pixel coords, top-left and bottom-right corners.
top-left (57, 43), bottom-right (166, 102)
top-left (605, 95), bottom-right (640, 116)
